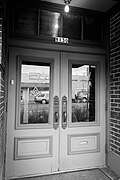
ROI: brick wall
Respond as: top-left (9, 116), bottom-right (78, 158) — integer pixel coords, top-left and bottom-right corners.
top-left (0, 2), bottom-right (6, 178)
top-left (0, 68), bottom-right (5, 177)
top-left (110, 11), bottom-right (120, 156)
top-left (0, 18), bottom-right (4, 178)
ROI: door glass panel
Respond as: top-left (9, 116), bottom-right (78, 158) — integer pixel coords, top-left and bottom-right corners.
top-left (72, 64), bottom-right (95, 123)
top-left (83, 16), bottom-right (101, 43)
top-left (63, 14), bottom-right (82, 40)
top-left (39, 10), bottom-right (60, 37)
top-left (20, 62), bottom-right (50, 124)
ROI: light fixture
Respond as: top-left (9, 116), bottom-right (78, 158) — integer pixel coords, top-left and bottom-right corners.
top-left (64, 0), bottom-right (71, 13)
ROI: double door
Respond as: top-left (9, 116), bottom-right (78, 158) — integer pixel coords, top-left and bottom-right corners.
top-left (5, 47), bottom-right (105, 179)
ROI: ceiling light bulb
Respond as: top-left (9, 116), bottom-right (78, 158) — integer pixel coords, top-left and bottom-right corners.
top-left (64, 4), bottom-right (69, 13)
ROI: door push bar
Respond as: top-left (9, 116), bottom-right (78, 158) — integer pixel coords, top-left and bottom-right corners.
top-left (62, 96), bottom-right (67, 129)
top-left (53, 96), bottom-right (59, 130)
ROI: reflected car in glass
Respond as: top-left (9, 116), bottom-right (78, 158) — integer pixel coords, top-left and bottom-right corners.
top-left (34, 93), bottom-right (49, 104)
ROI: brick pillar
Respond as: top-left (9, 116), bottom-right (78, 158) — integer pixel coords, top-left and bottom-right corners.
top-left (110, 11), bottom-right (120, 156)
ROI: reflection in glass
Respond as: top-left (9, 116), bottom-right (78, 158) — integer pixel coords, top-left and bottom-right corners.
top-left (72, 65), bottom-right (95, 122)
top-left (39, 10), bottom-right (60, 37)
top-left (83, 16), bottom-right (101, 42)
top-left (63, 14), bottom-right (82, 40)
top-left (20, 63), bottom-right (50, 124)
top-left (14, 7), bottom-right (37, 35)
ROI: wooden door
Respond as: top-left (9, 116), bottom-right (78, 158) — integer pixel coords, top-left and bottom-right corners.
top-left (59, 52), bottom-right (105, 171)
top-left (5, 47), bottom-right (60, 178)
top-left (5, 48), bottom-right (105, 179)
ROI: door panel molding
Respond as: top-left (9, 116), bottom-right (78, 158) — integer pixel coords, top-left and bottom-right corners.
top-left (14, 136), bottom-right (53, 160)
top-left (68, 133), bottom-right (100, 155)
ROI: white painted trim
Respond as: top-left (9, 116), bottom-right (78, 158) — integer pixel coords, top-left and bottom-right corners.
top-left (9, 39), bottom-right (106, 55)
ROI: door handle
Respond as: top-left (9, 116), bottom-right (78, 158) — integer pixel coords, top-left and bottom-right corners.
top-left (63, 111), bottom-right (67, 122)
top-left (55, 112), bottom-right (59, 122)
top-left (62, 96), bottom-right (67, 129)
top-left (53, 96), bottom-right (59, 130)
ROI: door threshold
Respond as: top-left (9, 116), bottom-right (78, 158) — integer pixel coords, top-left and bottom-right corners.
top-left (5, 167), bottom-right (120, 180)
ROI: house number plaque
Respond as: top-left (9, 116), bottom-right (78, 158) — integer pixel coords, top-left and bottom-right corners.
top-left (55, 37), bottom-right (69, 43)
